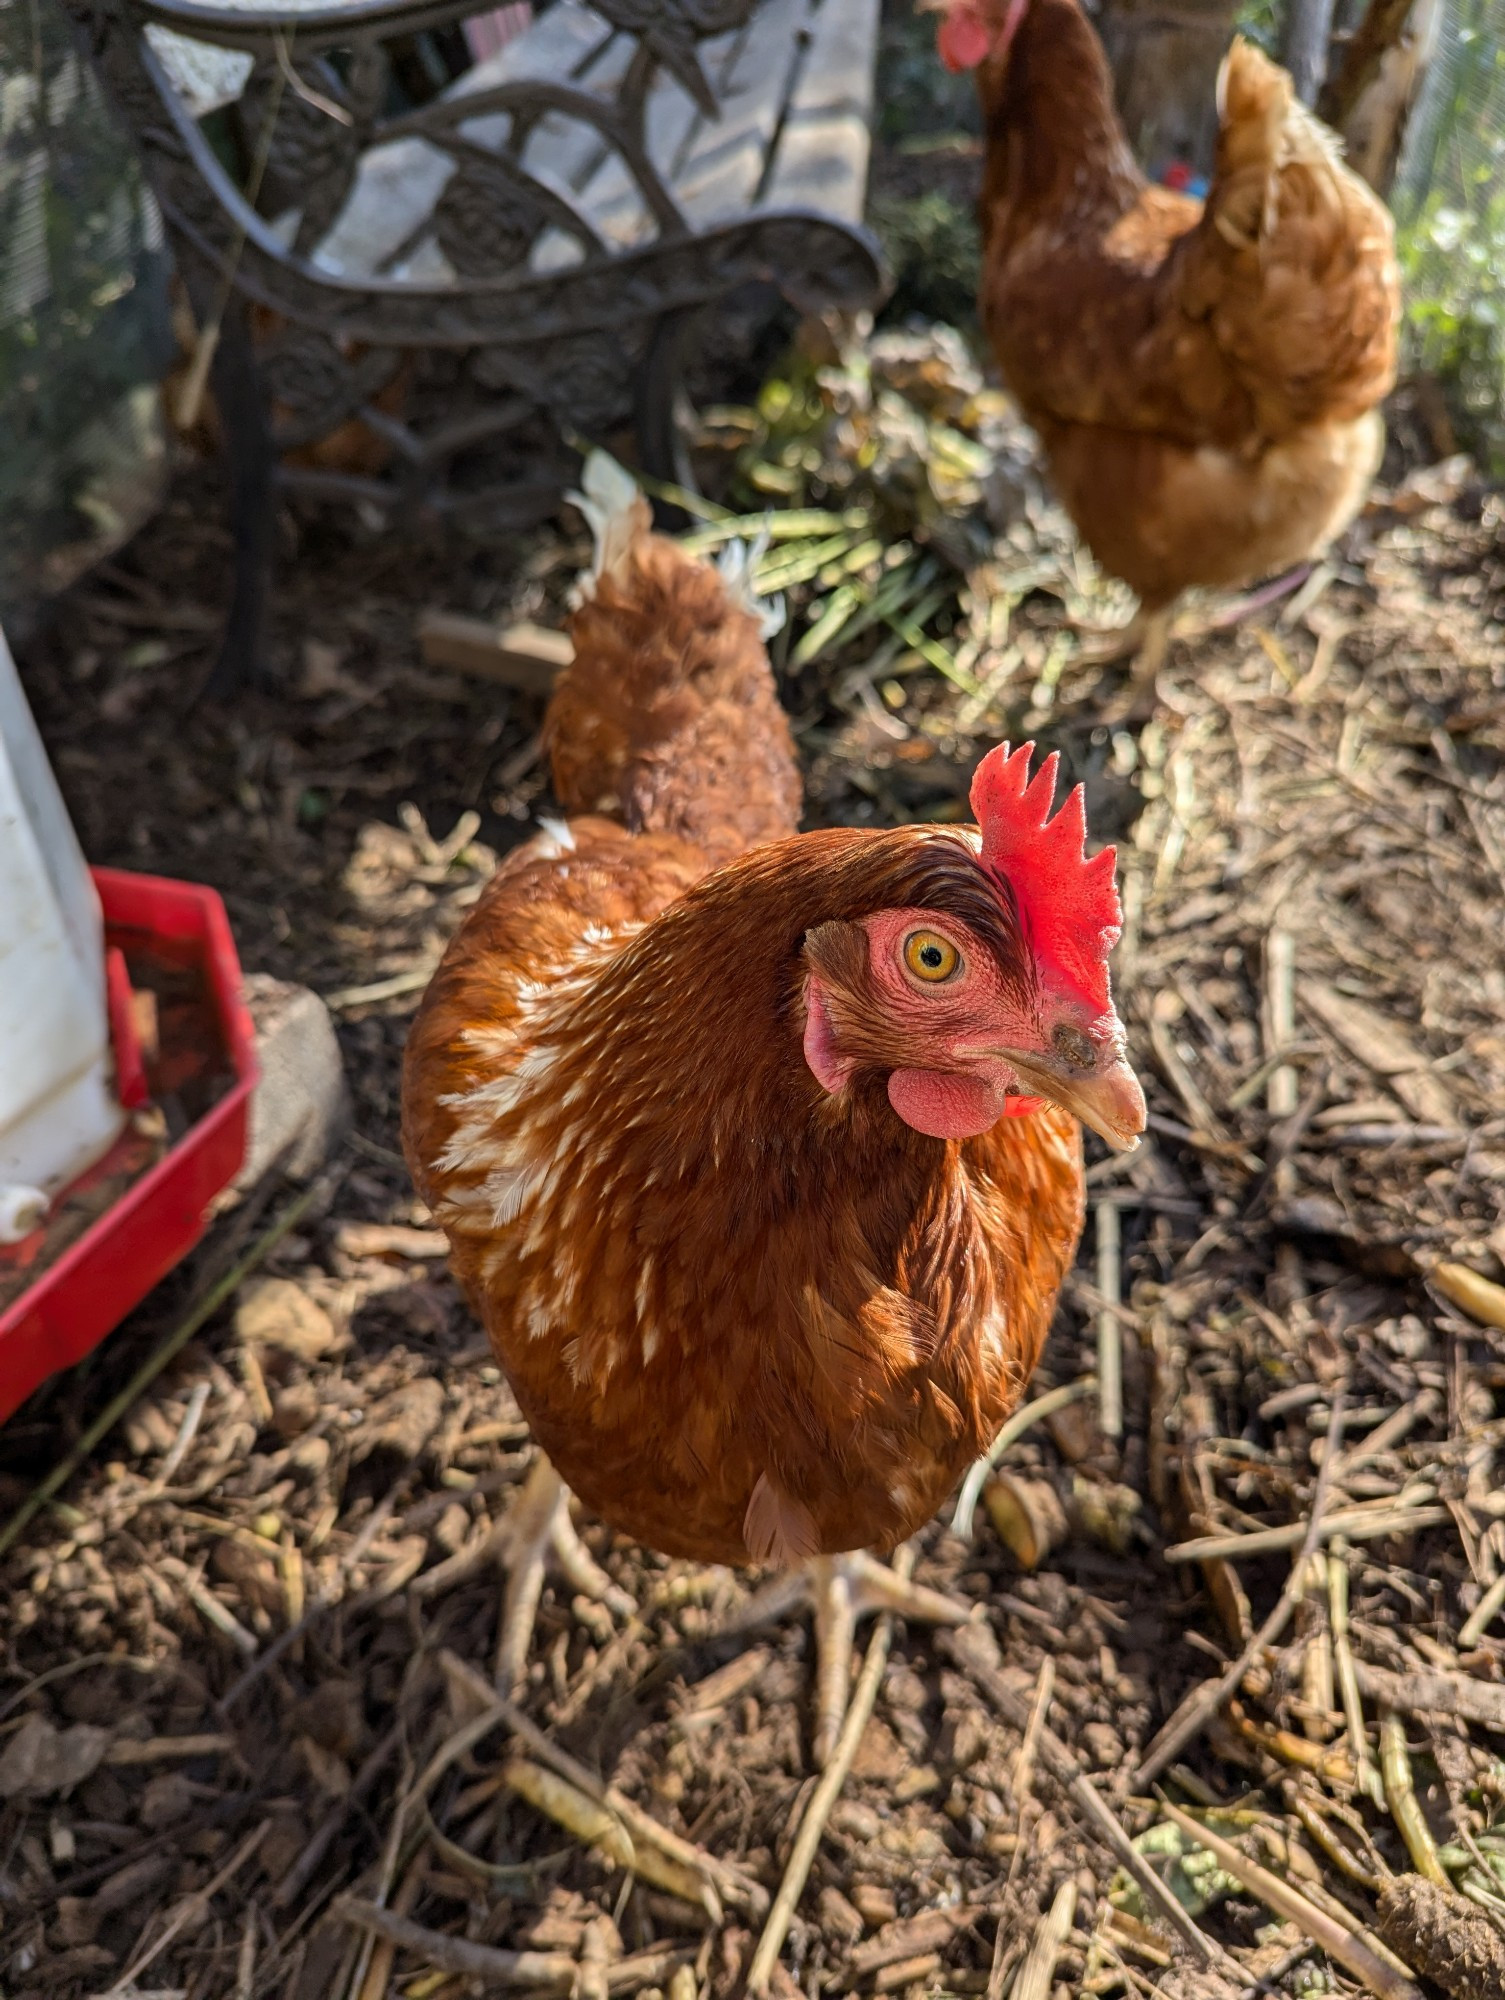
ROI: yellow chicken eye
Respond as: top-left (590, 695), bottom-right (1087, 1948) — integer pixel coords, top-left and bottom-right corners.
top-left (904, 931), bottom-right (960, 982)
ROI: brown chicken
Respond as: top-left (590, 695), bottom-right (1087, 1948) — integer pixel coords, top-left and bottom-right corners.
top-left (403, 455), bottom-right (1145, 1754)
top-left (937, 0), bottom-right (1400, 698)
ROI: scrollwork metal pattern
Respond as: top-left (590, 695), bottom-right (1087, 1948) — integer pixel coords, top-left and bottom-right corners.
top-left (58, 0), bottom-right (885, 525)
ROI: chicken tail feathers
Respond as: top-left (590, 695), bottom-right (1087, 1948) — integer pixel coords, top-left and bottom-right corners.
top-left (1183, 36), bottom-right (1399, 432)
top-left (567, 448), bottom-right (653, 588)
top-left (546, 462), bottom-right (803, 866)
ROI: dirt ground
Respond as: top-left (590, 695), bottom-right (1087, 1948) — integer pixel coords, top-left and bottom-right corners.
top-left (3, 11), bottom-right (1505, 1997)
top-left (3, 368), bottom-right (1503, 2000)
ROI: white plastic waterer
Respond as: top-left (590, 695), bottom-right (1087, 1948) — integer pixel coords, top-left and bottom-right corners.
top-left (0, 630), bottom-right (126, 1243)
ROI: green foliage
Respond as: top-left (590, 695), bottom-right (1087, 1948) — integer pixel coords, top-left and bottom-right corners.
top-left (1393, 4), bottom-right (1505, 470)
top-left (0, 0), bottom-right (171, 617)
top-left (869, 188), bottom-right (982, 332)
top-left (874, 0), bottom-right (980, 146)
top-left (1233, 0), bottom-right (1283, 57)
top-left (1397, 189), bottom-right (1505, 467)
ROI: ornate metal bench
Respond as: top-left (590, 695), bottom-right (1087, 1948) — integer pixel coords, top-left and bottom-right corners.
top-left (63, 0), bottom-right (884, 692)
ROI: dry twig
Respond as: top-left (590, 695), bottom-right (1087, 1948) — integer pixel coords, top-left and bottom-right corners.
top-left (943, 1629), bottom-right (1230, 1972)
top-left (746, 1549), bottom-right (913, 1995)
top-left (1137, 1388), bottom-right (1350, 1787)
top-left (1157, 1801), bottom-right (1423, 2000)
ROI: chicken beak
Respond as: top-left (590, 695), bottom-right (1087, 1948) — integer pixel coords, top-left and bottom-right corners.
top-left (1056, 1058), bottom-right (1147, 1153)
top-left (1000, 1052), bottom-right (1147, 1154)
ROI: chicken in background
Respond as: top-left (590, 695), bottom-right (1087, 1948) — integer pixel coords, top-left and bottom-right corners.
top-left (935, 0), bottom-right (1400, 707)
top-left (402, 454), bottom-right (1145, 1758)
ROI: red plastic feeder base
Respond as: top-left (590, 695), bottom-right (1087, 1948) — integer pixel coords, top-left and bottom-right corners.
top-left (0, 870), bottom-right (258, 1425)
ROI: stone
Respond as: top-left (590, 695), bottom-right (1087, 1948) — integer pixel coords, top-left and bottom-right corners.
top-left (233, 976), bottom-right (348, 1193)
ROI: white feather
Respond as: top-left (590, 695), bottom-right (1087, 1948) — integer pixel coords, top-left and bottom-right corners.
top-left (566, 448), bottom-right (649, 586)
top-left (716, 521), bottom-right (786, 640)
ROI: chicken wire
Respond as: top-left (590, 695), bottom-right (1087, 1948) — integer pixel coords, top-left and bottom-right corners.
top-left (0, 0), bottom-right (173, 637)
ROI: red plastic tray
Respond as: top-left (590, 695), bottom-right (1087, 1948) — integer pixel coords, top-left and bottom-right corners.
top-left (0, 869), bottom-right (257, 1423)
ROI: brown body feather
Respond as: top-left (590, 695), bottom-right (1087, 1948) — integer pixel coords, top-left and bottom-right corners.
top-left (403, 517), bottom-right (1082, 1567)
top-left (974, 2), bottom-right (1399, 606)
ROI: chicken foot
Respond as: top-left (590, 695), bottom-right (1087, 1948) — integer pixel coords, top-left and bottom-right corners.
top-left (723, 1551), bottom-right (972, 1765)
top-left (1098, 606), bottom-right (1174, 724)
top-left (1086, 564), bottom-right (1314, 721)
top-left (493, 1458), bottom-right (636, 1692)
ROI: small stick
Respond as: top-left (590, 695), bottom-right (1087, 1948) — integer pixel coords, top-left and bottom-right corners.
top-left (1265, 926), bottom-right (1308, 1307)
top-left (1378, 1713), bottom-right (1449, 1887)
top-left (1136, 1387), bottom-right (1348, 1789)
top-left (1265, 929), bottom-right (1299, 1168)
top-left (953, 1378), bottom-right (1097, 1540)
top-left (1012, 1657), bottom-right (1055, 1805)
top-left (1353, 1660), bottom-right (1505, 1734)
top-left (1299, 1550), bottom-right (1335, 1742)
top-left (746, 1550), bottom-right (911, 1995)
top-left (438, 1650), bottom-right (765, 1915)
top-left (1329, 1539), bottom-right (1383, 1803)
top-left (335, 1901), bottom-right (691, 1993)
top-left (235, 1904), bottom-right (257, 2000)
top-left (1156, 1800), bottom-right (1423, 2000)
top-left (101, 1819), bottom-right (269, 1999)
top-left (1096, 1201), bottom-right (1123, 1441)
top-left (106, 1733), bottom-right (235, 1766)
top-left (0, 1178), bottom-right (326, 1558)
top-left (169, 1563), bottom-right (258, 1657)
top-left (355, 1851), bottom-right (427, 2000)
top-left (148, 1380), bottom-right (212, 1494)
top-left (1013, 1881), bottom-right (1078, 2000)
top-left (1163, 1499), bottom-right (1446, 1564)
top-left (239, 1340), bottom-right (275, 1427)
top-left (943, 1630), bottom-right (1230, 1974)
top-left (1460, 1570), bottom-right (1505, 1649)
top-left (502, 1758), bottom-right (718, 1915)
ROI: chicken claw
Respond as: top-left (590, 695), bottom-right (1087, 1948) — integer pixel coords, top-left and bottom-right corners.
top-left (494, 1458), bottom-right (636, 1691)
top-left (724, 1551), bottom-right (972, 1766)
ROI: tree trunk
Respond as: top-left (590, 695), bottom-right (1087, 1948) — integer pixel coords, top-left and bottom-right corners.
top-left (1091, 0), bottom-right (1240, 179)
top-left (1322, 0), bottom-right (1441, 193)
top-left (1282, 0), bottom-right (1339, 103)
top-left (1318, 0), bottom-right (1416, 125)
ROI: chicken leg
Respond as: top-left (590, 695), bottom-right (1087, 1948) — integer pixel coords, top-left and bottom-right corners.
top-left (487, 1460), bottom-right (969, 1762)
top-left (721, 1551), bottom-right (972, 1765)
top-left (1098, 605), bottom-right (1174, 724)
top-left (493, 1458), bottom-right (636, 1691)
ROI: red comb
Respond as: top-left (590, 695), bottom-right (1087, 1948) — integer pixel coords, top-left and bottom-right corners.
top-left (971, 742), bottom-right (1122, 1012)
top-left (938, 1), bottom-right (991, 70)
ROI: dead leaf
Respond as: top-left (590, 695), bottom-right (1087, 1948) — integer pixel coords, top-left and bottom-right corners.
top-left (210, 1536), bottom-right (284, 1616)
top-left (139, 1771), bottom-right (198, 1830)
top-left (1300, 980), bottom-right (1458, 1128)
top-left (0, 1715), bottom-right (110, 1799)
top-left (288, 1679), bottom-right (365, 1760)
top-left (298, 1735), bottom-right (352, 1798)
